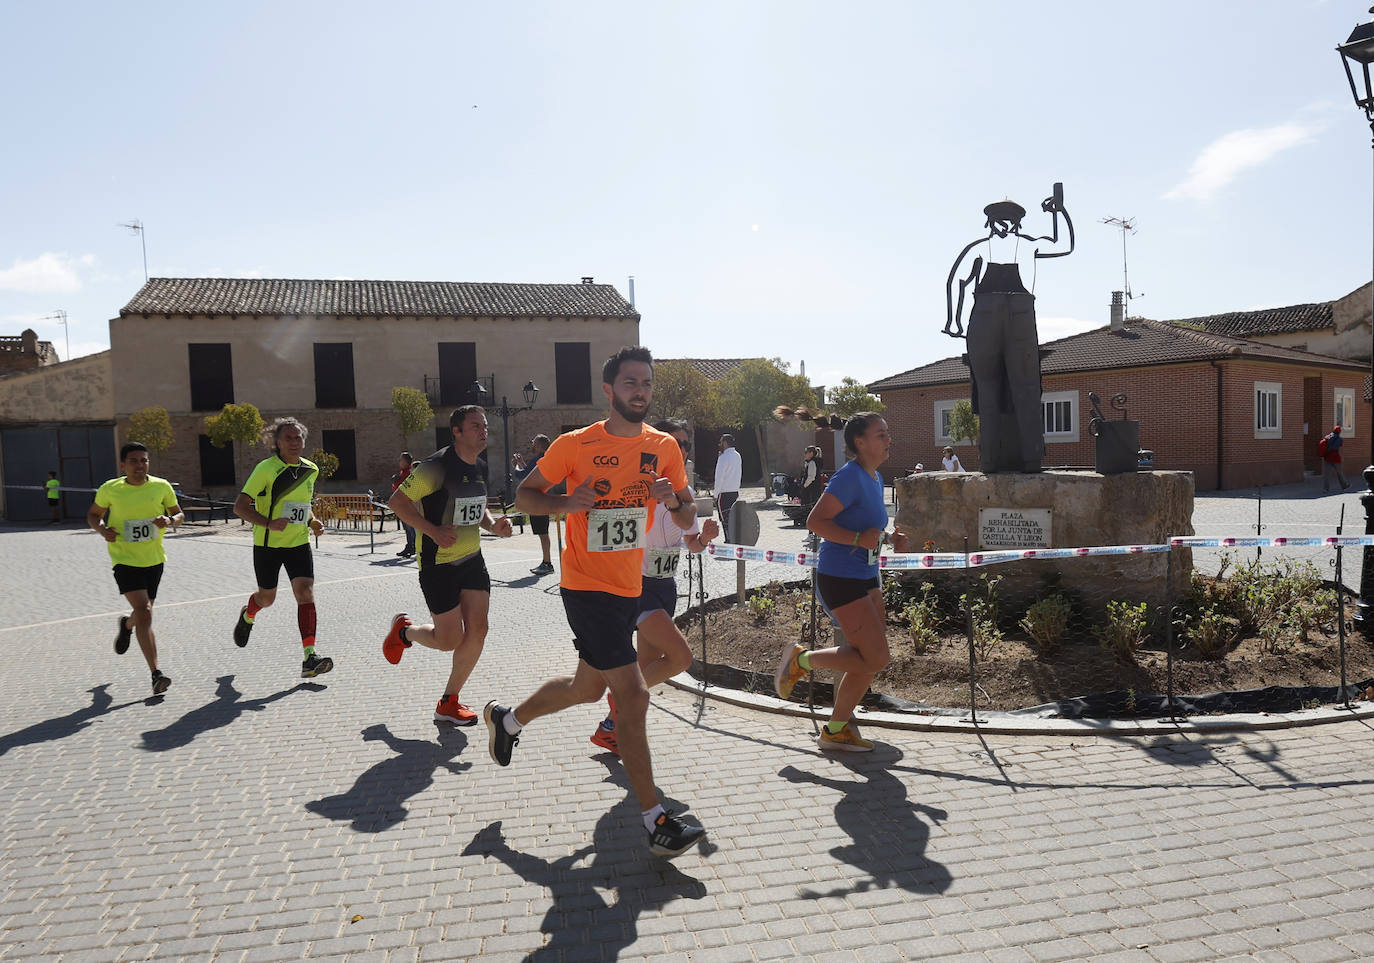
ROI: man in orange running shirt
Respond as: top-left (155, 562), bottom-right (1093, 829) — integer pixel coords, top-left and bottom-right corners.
top-left (484, 346), bottom-right (707, 859)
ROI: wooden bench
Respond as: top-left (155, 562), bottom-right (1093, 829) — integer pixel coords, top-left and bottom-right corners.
top-left (176, 491), bottom-right (230, 525)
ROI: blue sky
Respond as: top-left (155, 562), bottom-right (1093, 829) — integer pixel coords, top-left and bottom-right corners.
top-left (3, 1), bottom-right (1372, 392)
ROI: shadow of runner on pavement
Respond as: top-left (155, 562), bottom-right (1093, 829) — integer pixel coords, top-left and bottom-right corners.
top-left (305, 724), bottom-right (470, 832)
top-left (139, 675), bottom-right (325, 752)
top-left (0, 684), bottom-right (144, 758)
top-left (780, 748), bottom-right (952, 899)
top-left (461, 756), bottom-right (708, 962)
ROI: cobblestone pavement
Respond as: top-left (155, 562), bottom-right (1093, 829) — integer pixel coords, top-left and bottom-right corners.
top-left (4, 494), bottom-right (1374, 962)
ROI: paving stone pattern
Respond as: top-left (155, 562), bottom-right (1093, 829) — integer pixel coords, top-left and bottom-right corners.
top-left (3, 492), bottom-right (1374, 961)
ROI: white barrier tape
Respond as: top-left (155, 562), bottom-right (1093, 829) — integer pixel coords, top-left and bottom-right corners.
top-left (707, 541), bottom-right (1173, 569)
top-left (1170, 535), bottom-right (1374, 548)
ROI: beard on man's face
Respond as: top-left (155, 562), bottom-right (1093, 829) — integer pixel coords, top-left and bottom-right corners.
top-left (611, 393), bottom-right (649, 424)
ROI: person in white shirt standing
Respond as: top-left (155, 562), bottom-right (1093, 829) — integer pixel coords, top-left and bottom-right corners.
top-left (714, 434), bottom-right (742, 543)
top-left (941, 446), bottom-right (965, 472)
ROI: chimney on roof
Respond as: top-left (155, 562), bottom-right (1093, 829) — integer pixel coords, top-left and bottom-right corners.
top-left (580, 276), bottom-right (594, 285)
top-left (1110, 291), bottom-right (1125, 332)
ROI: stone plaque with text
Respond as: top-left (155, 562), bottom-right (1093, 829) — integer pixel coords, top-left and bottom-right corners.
top-left (978, 508), bottom-right (1052, 549)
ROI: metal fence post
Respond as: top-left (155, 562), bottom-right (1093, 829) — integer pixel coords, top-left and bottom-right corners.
top-left (963, 535), bottom-right (978, 726)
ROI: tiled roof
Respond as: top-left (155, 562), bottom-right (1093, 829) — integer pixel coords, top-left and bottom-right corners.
top-left (119, 278), bottom-right (639, 320)
top-left (870, 319), bottom-right (1368, 391)
top-left (659, 358), bottom-right (759, 382)
top-left (1167, 301), bottom-right (1332, 338)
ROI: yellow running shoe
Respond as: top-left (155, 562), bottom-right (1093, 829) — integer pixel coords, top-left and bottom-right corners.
top-left (774, 642), bottom-right (807, 699)
top-left (817, 722), bottom-right (873, 752)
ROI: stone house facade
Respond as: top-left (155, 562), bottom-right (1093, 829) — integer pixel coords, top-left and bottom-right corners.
top-left (112, 277), bottom-right (641, 496)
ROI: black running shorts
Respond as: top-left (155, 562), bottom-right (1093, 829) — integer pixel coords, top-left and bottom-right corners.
top-left (418, 553), bottom-right (491, 615)
top-left (529, 514), bottom-right (550, 536)
top-left (113, 563), bottom-right (164, 600)
top-left (561, 588), bottom-right (638, 671)
top-left (636, 575), bottom-right (680, 626)
top-left (252, 544), bottom-right (315, 591)
top-left (816, 572), bottom-right (881, 611)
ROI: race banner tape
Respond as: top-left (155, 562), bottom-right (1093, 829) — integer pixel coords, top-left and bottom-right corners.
top-left (707, 541), bottom-right (1172, 569)
top-left (1169, 535), bottom-right (1374, 547)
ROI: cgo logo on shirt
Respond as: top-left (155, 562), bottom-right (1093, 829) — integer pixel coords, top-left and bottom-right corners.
top-left (592, 455), bottom-right (619, 466)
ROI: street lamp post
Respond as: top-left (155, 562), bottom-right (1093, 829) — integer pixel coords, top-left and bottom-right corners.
top-left (471, 376), bottom-right (540, 508)
top-left (1338, 8), bottom-right (1374, 633)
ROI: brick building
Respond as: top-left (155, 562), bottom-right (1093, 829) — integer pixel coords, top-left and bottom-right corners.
top-left (111, 277), bottom-right (640, 495)
top-left (870, 316), bottom-right (1372, 491)
top-left (0, 329), bottom-right (59, 374)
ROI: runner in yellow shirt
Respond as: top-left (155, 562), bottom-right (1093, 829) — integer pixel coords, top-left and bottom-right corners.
top-left (231, 417), bottom-right (333, 679)
top-left (485, 346), bottom-right (707, 859)
top-left (87, 442), bottom-right (184, 695)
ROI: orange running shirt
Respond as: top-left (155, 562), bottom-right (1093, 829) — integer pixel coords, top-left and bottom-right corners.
top-left (536, 421), bottom-right (689, 597)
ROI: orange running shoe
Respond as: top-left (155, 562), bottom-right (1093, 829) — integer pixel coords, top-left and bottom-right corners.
top-left (382, 613), bottom-right (412, 665)
top-left (590, 721), bottom-right (619, 755)
top-left (774, 642), bottom-right (807, 699)
top-left (435, 695), bottom-right (478, 726)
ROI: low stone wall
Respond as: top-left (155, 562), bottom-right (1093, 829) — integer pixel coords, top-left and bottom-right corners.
top-left (893, 470), bottom-right (1195, 611)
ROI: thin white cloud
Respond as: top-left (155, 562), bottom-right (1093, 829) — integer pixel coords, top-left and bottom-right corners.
top-left (0, 253), bottom-right (97, 293)
top-left (1164, 123), bottom-right (1320, 201)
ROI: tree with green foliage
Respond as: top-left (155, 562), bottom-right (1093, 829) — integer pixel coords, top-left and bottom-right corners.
top-left (204, 402), bottom-right (265, 449)
top-left (310, 448), bottom-right (340, 483)
top-left (651, 360), bottom-right (719, 426)
top-left (827, 377), bottom-right (885, 417)
top-left (948, 399), bottom-right (980, 443)
top-left (127, 406), bottom-right (175, 453)
top-left (392, 386), bottom-right (434, 440)
top-left (716, 358), bottom-right (817, 485)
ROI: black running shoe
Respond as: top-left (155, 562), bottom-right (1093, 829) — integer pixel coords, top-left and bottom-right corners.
top-left (114, 616), bottom-right (132, 655)
top-left (648, 810), bottom-right (706, 858)
top-left (484, 701), bottom-right (519, 766)
top-left (302, 653), bottom-right (334, 678)
top-left (233, 607), bottom-right (253, 648)
top-left (151, 671), bottom-right (171, 695)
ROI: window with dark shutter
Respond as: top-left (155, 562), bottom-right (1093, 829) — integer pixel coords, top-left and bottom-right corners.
top-left (189, 344), bottom-right (234, 412)
top-left (314, 344), bottom-right (357, 409)
top-left (555, 342), bottom-right (592, 404)
top-left (321, 429), bottom-right (357, 481)
top-left (438, 343), bottom-right (479, 406)
top-left (198, 435), bottom-right (236, 487)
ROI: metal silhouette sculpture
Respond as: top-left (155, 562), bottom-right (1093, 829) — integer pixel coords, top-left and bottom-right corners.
top-left (945, 183), bottom-right (1075, 473)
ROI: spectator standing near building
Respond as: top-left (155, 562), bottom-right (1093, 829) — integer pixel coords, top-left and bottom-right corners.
top-left (513, 434), bottom-right (554, 576)
top-left (391, 452), bottom-right (416, 557)
top-left (941, 447), bottom-right (965, 472)
top-left (714, 434), bottom-right (741, 542)
top-left (230, 417), bottom-right (334, 679)
top-left (801, 446), bottom-right (823, 506)
top-left (87, 442), bottom-right (184, 695)
top-left (1320, 425), bottom-right (1350, 493)
top-left (46, 470), bottom-right (61, 523)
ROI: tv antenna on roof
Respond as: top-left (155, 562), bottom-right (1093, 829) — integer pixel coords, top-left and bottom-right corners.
top-left (118, 219), bottom-right (148, 281)
top-left (1100, 216), bottom-right (1143, 306)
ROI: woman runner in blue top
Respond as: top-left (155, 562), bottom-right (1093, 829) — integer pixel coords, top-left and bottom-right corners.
top-left (774, 412), bottom-right (909, 751)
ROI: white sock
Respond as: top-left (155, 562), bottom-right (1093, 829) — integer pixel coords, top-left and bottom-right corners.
top-left (503, 710), bottom-right (523, 735)
top-left (642, 804), bottom-right (665, 831)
